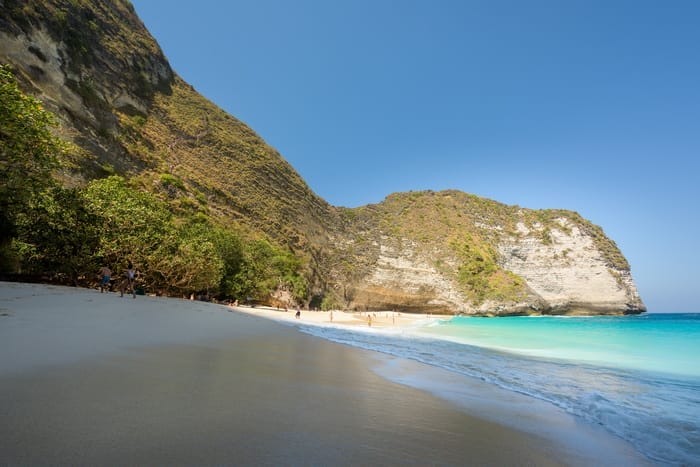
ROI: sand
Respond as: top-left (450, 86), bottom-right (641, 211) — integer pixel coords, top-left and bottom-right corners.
top-left (233, 304), bottom-right (448, 328)
top-left (0, 282), bottom-right (650, 465)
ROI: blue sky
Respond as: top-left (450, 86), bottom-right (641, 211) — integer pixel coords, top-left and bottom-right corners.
top-left (131, 0), bottom-right (699, 312)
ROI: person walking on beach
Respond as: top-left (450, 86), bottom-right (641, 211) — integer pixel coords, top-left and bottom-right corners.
top-left (98, 266), bottom-right (111, 293)
top-left (120, 262), bottom-right (136, 298)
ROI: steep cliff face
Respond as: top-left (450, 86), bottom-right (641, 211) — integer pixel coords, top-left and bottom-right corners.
top-left (331, 191), bottom-right (644, 315)
top-left (0, 0), bottom-right (645, 315)
top-left (0, 0), bottom-right (173, 179)
top-left (498, 219), bottom-right (643, 314)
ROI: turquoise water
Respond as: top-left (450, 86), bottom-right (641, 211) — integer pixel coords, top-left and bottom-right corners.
top-left (420, 313), bottom-right (700, 378)
top-left (300, 313), bottom-right (700, 465)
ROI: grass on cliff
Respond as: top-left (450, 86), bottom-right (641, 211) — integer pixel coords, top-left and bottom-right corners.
top-left (114, 77), bottom-right (336, 248)
top-left (451, 233), bottom-right (528, 305)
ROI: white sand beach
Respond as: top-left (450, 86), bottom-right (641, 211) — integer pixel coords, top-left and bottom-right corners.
top-left (0, 282), bottom-right (650, 465)
top-left (233, 304), bottom-right (448, 328)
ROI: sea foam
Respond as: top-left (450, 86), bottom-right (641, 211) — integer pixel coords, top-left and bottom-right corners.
top-left (297, 314), bottom-right (700, 466)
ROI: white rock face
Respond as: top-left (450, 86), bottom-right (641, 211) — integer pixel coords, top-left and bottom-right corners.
top-left (498, 219), bottom-right (642, 312)
top-left (366, 237), bottom-right (468, 312)
top-left (352, 217), bottom-right (643, 315)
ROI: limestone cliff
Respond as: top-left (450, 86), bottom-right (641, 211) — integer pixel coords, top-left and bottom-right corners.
top-left (497, 219), bottom-right (643, 314)
top-left (329, 191), bottom-right (645, 315)
top-left (0, 0), bottom-right (645, 315)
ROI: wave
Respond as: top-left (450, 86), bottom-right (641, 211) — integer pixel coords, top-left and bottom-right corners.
top-left (295, 320), bottom-right (700, 466)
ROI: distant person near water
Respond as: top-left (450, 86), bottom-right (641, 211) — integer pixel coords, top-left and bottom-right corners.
top-left (120, 262), bottom-right (136, 298)
top-left (98, 266), bottom-right (111, 293)
top-left (295, 306), bottom-right (301, 319)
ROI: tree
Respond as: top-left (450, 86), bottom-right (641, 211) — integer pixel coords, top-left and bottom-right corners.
top-left (271, 248), bottom-right (308, 304)
top-left (13, 186), bottom-right (101, 284)
top-left (84, 176), bottom-right (171, 262)
top-left (0, 65), bottom-right (66, 270)
top-left (148, 222), bottom-right (224, 296)
top-left (232, 238), bottom-right (307, 304)
top-left (210, 226), bottom-right (244, 298)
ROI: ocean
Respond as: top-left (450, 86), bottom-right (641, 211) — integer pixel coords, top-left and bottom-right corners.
top-left (298, 313), bottom-right (700, 465)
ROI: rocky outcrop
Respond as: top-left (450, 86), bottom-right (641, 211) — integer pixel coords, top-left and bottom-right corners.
top-left (333, 193), bottom-right (645, 315)
top-left (358, 237), bottom-right (469, 314)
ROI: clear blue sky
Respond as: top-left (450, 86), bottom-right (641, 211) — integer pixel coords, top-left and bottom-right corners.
top-left (131, 0), bottom-right (699, 313)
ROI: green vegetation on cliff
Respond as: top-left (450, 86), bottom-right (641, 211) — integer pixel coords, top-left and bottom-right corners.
top-left (452, 233), bottom-right (527, 305)
top-left (0, 66), bottom-right (306, 302)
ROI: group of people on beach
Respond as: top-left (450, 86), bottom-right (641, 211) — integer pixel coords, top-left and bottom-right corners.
top-left (98, 262), bottom-right (137, 298)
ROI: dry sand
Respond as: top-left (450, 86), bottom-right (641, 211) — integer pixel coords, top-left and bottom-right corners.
top-left (233, 304), bottom-right (447, 328)
top-left (0, 282), bottom-right (649, 465)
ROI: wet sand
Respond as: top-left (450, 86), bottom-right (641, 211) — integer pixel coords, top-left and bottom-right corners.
top-left (0, 282), bottom-right (647, 465)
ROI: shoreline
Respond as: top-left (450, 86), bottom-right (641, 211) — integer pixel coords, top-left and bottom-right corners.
top-left (235, 304), bottom-right (657, 466)
top-left (231, 304), bottom-right (452, 328)
top-left (0, 282), bottom-right (649, 465)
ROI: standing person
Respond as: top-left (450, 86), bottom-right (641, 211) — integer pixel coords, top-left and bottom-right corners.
top-left (98, 266), bottom-right (111, 293)
top-left (120, 262), bottom-right (136, 298)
